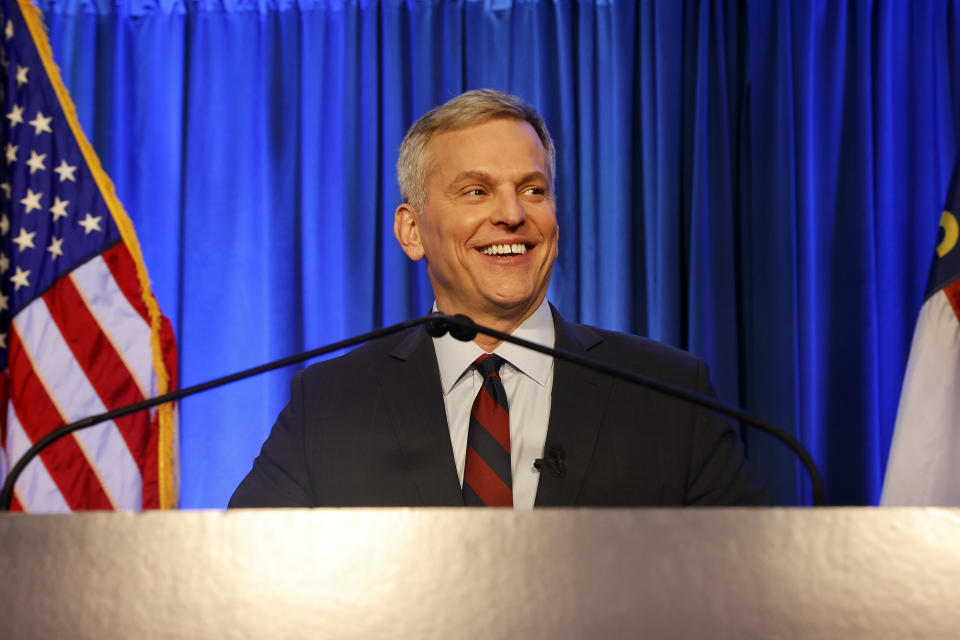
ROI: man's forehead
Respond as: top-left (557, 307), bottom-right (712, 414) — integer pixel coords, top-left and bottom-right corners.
top-left (425, 118), bottom-right (547, 176)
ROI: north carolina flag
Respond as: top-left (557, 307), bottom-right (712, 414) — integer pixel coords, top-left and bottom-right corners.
top-left (0, 0), bottom-right (178, 511)
top-left (881, 159), bottom-right (960, 505)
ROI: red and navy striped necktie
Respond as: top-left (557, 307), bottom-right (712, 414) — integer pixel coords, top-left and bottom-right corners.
top-left (463, 354), bottom-right (513, 506)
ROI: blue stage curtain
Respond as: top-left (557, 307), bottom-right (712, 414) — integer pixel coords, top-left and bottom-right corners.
top-left (36, 0), bottom-right (960, 507)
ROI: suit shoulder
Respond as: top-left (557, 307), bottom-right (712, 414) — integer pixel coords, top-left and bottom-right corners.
top-left (297, 325), bottom-right (426, 383)
top-left (562, 321), bottom-right (704, 387)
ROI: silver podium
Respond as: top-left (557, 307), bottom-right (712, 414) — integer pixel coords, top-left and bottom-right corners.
top-left (2, 508), bottom-right (959, 638)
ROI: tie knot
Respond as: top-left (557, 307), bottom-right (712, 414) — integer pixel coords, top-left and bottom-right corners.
top-left (473, 353), bottom-right (505, 379)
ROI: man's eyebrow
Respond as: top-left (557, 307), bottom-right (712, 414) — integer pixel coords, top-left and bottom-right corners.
top-left (448, 170), bottom-right (495, 186)
top-left (448, 170), bottom-right (549, 186)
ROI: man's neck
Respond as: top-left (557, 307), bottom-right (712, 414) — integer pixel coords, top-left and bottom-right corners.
top-left (435, 299), bottom-right (545, 352)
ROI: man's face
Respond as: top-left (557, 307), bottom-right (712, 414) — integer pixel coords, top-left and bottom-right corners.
top-left (395, 118), bottom-right (559, 324)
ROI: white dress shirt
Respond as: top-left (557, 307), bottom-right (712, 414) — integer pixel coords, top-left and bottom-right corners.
top-left (431, 300), bottom-right (555, 509)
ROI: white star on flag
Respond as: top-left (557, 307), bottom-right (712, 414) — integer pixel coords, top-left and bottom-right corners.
top-left (19, 188), bottom-right (42, 213)
top-left (78, 212), bottom-right (103, 234)
top-left (0, 292), bottom-right (7, 312)
top-left (53, 159), bottom-right (77, 182)
top-left (10, 265), bottom-right (31, 290)
top-left (0, 252), bottom-right (8, 274)
top-left (4, 19), bottom-right (12, 41)
top-left (0, 214), bottom-right (8, 235)
top-left (50, 196), bottom-right (69, 220)
top-left (0, 181), bottom-right (10, 199)
top-left (47, 236), bottom-right (64, 260)
top-left (28, 110), bottom-right (52, 135)
top-left (26, 150), bottom-right (46, 174)
top-left (15, 64), bottom-right (27, 87)
top-left (12, 227), bottom-right (36, 252)
top-left (5, 142), bottom-right (17, 164)
top-left (5, 103), bottom-right (23, 127)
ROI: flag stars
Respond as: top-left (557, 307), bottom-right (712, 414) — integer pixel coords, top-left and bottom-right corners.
top-left (0, 252), bottom-right (8, 274)
top-left (15, 65), bottom-right (28, 87)
top-left (20, 189), bottom-right (42, 213)
top-left (1, 181), bottom-right (10, 199)
top-left (53, 159), bottom-right (77, 182)
top-left (0, 333), bottom-right (6, 349)
top-left (4, 20), bottom-right (12, 41)
top-left (47, 236), bottom-right (64, 260)
top-left (12, 227), bottom-right (36, 252)
top-left (79, 213), bottom-right (103, 234)
top-left (10, 266), bottom-right (31, 290)
top-left (0, 292), bottom-right (7, 312)
top-left (6, 104), bottom-right (23, 128)
top-left (5, 143), bottom-right (17, 164)
top-left (26, 150), bottom-right (47, 174)
top-left (50, 196), bottom-right (69, 221)
top-left (0, 214), bottom-right (8, 235)
top-left (28, 111), bottom-right (53, 135)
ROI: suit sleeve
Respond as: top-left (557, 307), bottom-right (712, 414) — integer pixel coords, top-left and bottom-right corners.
top-left (228, 370), bottom-right (315, 508)
top-left (684, 360), bottom-right (771, 506)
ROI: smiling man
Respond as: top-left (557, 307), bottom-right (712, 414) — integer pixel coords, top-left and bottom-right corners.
top-left (230, 89), bottom-right (768, 508)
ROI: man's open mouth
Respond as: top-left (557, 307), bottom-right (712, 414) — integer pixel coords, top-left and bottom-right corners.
top-left (478, 243), bottom-right (529, 256)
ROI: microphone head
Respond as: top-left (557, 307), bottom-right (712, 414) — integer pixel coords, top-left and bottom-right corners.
top-left (448, 314), bottom-right (478, 341)
top-left (424, 314), bottom-right (449, 338)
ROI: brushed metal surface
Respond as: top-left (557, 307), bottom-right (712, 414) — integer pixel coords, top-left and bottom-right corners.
top-left (2, 509), bottom-right (959, 639)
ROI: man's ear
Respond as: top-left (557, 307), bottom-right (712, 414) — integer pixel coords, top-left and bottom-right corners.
top-left (394, 203), bottom-right (425, 261)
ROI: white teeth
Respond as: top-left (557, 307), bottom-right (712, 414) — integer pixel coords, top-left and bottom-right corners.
top-left (480, 243), bottom-right (528, 256)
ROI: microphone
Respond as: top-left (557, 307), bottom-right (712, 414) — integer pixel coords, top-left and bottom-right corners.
top-left (425, 312), bottom-right (477, 341)
top-left (534, 445), bottom-right (566, 479)
top-left (433, 313), bottom-right (825, 506)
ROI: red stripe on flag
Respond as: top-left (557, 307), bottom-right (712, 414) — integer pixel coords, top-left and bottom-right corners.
top-left (101, 243), bottom-right (152, 325)
top-left (464, 446), bottom-right (513, 506)
top-left (945, 279), bottom-right (960, 324)
top-left (8, 327), bottom-right (114, 510)
top-left (141, 410), bottom-right (161, 509)
top-left (10, 493), bottom-right (22, 512)
top-left (0, 370), bottom-right (8, 455)
top-left (43, 276), bottom-right (151, 476)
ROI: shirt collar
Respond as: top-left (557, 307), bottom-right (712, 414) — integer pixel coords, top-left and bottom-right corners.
top-left (432, 300), bottom-right (556, 395)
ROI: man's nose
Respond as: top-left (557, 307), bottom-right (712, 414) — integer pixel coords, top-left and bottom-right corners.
top-left (491, 192), bottom-right (526, 227)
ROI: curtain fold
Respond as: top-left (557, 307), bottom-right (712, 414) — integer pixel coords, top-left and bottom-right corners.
top-left (35, 0), bottom-right (960, 507)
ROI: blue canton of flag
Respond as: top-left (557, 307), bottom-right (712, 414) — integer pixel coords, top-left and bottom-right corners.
top-left (1, 7), bottom-right (120, 338)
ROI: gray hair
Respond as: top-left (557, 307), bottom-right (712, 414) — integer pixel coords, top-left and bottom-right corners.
top-left (396, 89), bottom-right (556, 210)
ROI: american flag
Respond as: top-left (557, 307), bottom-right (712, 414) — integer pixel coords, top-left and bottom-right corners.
top-left (0, 0), bottom-right (177, 511)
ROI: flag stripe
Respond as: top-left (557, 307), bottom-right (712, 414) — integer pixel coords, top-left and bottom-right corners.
top-left (13, 297), bottom-right (142, 509)
top-left (945, 279), bottom-right (960, 323)
top-left (73, 253), bottom-right (155, 397)
top-left (100, 242), bottom-right (152, 326)
top-left (43, 273), bottom-right (151, 474)
top-left (5, 402), bottom-right (73, 513)
top-left (7, 329), bottom-right (113, 510)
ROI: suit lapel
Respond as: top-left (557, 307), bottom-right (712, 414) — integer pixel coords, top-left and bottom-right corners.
top-left (377, 328), bottom-right (464, 506)
top-left (535, 310), bottom-right (612, 506)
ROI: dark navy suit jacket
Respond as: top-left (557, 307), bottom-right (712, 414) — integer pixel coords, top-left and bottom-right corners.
top-left (229, 308), bottom-right (768, 507)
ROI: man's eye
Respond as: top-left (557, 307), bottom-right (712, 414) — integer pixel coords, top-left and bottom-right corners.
top-left (523, 186), bottom-right (546, 196)
top-left (464, 188), bottom-right (486, 197)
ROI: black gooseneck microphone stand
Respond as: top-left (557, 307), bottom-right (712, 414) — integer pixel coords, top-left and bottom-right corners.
top-left (0, 313), bottom-right (825, 510)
